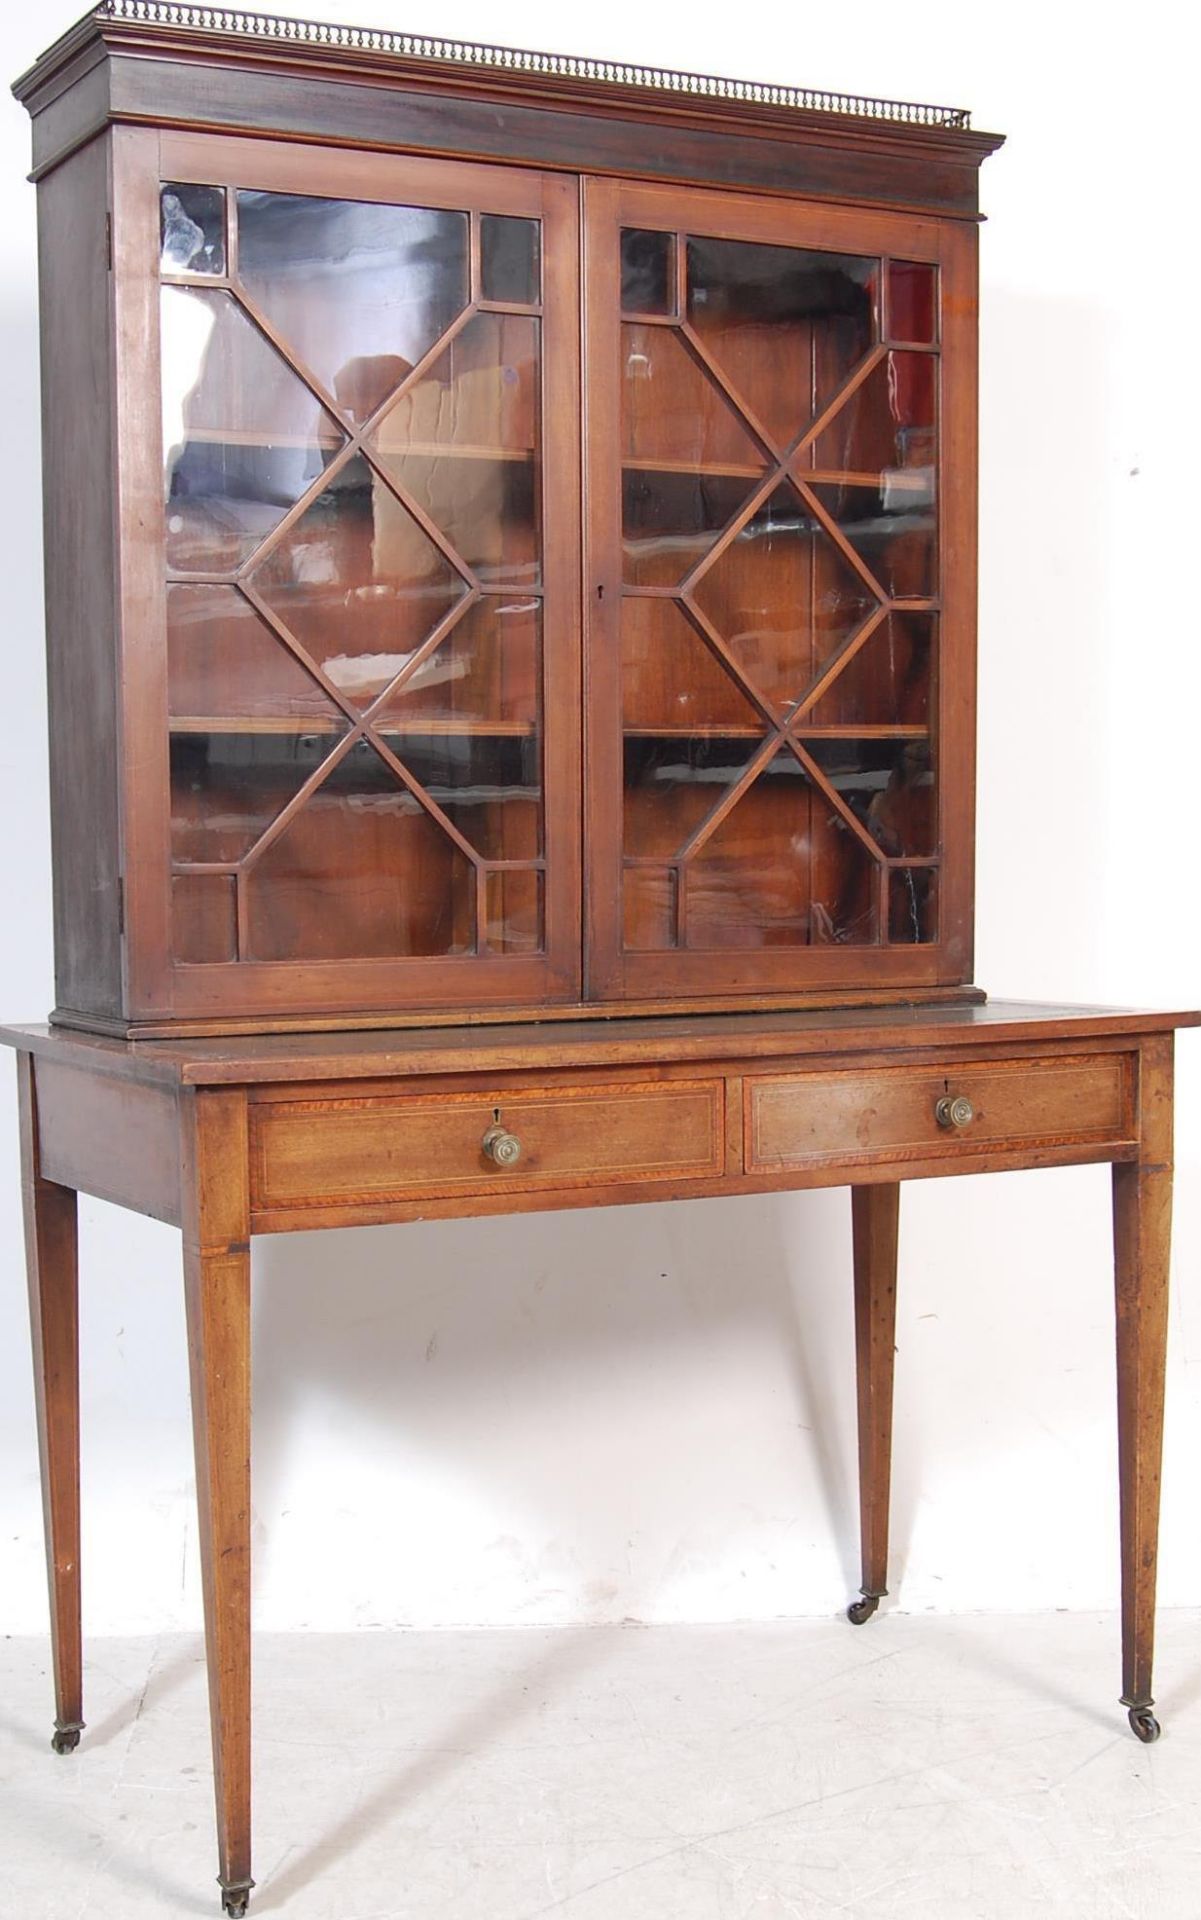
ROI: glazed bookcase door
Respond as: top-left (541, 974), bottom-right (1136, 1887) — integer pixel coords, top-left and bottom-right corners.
top-left (116, 132), bottom-right (580, 1024)
top-left (584, 178), bottom-right (976, 1002)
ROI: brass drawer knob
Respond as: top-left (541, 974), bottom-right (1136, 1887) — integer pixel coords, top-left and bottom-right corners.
top-left (482, 1120), bottom-right (522, 1168)
top-left (935, 1093), bottom-right (975, 1130)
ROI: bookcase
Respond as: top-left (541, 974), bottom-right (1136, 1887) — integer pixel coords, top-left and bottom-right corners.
top-left (14, 2), bottom-right (997, 1036)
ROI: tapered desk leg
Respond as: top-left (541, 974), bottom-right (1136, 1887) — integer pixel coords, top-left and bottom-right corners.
top-left (1113, 1035), bottom-right (1174, 1745)
top-left (181, 1089), bottom-right (255, 1917)
top-left (847, 1182), bottom-right (900, 1625)
top-left (17, 1052), bottom-right (83, 1753)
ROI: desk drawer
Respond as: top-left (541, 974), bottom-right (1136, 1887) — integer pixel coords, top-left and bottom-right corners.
top-left (746, 1053), bottom-right (1132, 1172)
top-left (251, 1078), bottom-right (724, 1211)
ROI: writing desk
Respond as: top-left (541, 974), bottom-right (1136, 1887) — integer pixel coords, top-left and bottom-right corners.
top-left (4, 998), bottom-right (1196, 1914)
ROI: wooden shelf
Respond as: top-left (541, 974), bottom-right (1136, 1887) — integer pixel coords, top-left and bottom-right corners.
top-left (177, 428), bottom-right (535, 460)
top-left (621, 462), bottom-right (933, 490)
top-left (622, 724), bottom-right (930, 739)
top-left (169, 716), bottom-right (536, 737)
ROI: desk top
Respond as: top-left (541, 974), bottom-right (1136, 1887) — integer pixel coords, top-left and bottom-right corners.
top-left (2, 1000), bottom-right (1198, 1090)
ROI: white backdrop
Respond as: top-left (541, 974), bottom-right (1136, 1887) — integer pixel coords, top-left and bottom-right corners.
top-left (0, 0), bottom-right (1197, 1636)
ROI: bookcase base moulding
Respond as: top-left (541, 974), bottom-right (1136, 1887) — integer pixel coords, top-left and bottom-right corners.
top-left (8, 5), bottom-right (1200, 1915)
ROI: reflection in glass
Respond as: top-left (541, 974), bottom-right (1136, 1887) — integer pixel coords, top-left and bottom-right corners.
top-left (161, 183), bottom-right (226, 274)
top-left (161, 286), bottom-right (346, 572)
top-left (170, 728), bottom-right (346, 864)
top-left (377, 312), bottom-right (537, 453)
top-left (172, 872), bottom-right (236, 965)
top-left (622, 597), bottom-right (761, 734)
top-left (484, 868), bottom-right (543, 953)
top-left (236, 191), bottom-right (470, 421)
top-left (621, 229), bottom-right (675, 314)
top-left (380, 733), bottom-right (541, 861)
top-left (623, 736), bottom-right (758, 858)
top-left (245, 745), bottom-right (475, 960)
top-left (480, 215), bottom-right (540, 304)
top-left (888, 261), bottom-right (937, 344)
top-left (692, 483), bottom-right (878, 715)
top-left (890, 866), bottom-right (937, 943)
top-left (804, 613), bottom-right (933, 729)
top-left (623, 470), bottom-right (757, 589)
top-left (623, 323), bottom-right (764, 471)
top-left (811, 351), bottom-right (935, 474)
top-left (167, 584), bottom-right (340, 727)
top-left (374, 598), bottom-right (540, 731)
top-left (685, 748), bottom-right (878, 947)
top-left (805, 736), bottom-right (935, 858)
top-left (373, 311), bottom-right (541, 589)
top-left (250, 454), bottom-right (468, 709)
top-left (809, 479), bottom-right (936, 600)
top-left (623, 866), bottom-right (676, 950)
top-left (387, 453), bottom-right (538, 588)
top-left (686, 236), bottom-right (877, 447)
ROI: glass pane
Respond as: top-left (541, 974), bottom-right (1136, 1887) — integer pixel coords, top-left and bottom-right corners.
top-left (480, 215), bottom-right (540, 304)
top-left (623, 323), bottom-right (765, 470)
top-left (686, 237), bottom-right (878, 448)
top-left (805, 737), bottom-right (935, 858)
top-left (685, 749), bottom-right (879, 947)
top-left (385, 453), bottom-right (537, 589)
top-left (161, 183), bottom-right (225, 274)
top-left (622, 597), bottom-right (761, 734)
top-left (170, 729), bottom-right (346, 864)
top-left (691, 482), bottom-right (879, 717)
top-left (888, 262), bottom-right (937, 344)
top-left (245, 745), bottom-right (476, 960)
top-left (621, 230), bottom-right (675, 315)
top-left (803, 613), bottom-right (934, 729)
top-left (374, 597), bottom-right (539, 731)
top-left (623, 470), bottom-right (758, 589)
top-left (376, 312), bottom-right (537, 455)
top-left (236, 192), bottom-right (470, 422)
top-left (378, 733), bottom-right (541, 861)
top-left (172, 872), bottom-right (236, 964)
top-left (249, 453), bottom-right (468, 711)
top-left (372, 311), bottom-right (540, 589)
top-left (624, 736), bottom-right (759, 858)
top-left (809, 479), bottom-right (936, 600)
top-left (890, 867), bottom-right (937, 944)
top-left (161, 286), bottom-right (346, 572)
top-left (167, 585), bottom-right (342, 729)
top-left (811, 351), bottom-right (936, 474)
top-left (623, 866), bottom-right (676, 949)
top-left (484, 869), bottom-right (542, 953)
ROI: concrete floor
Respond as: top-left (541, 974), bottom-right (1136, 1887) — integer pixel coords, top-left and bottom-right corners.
top-left (2, 1613), bottom-right (1199, 1919)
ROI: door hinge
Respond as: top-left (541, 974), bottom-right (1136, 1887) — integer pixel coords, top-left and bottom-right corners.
top-left (105, 211), bottom-right (113, 271)
top-left (116, 876), bottom-right (125, 937)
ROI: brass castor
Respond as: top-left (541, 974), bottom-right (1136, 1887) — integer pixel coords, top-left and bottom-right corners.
top-left (1128, 1706), bottom-right (1161, 1744)
top-left (51, 1725), bottom-right (82, 1755)
top-left (846, 1594), bottom-right (881, 1626)
top-left (220, 1884), bottom-right (253, 1918)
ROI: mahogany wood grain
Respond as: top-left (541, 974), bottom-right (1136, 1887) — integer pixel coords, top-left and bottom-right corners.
top-left (4, 1006), bottom-right (1197, 1909)
top-left (17, 22), bottom-right (1003, 217)
top-left (250, 1077), bottom-right (725, 1213)
top-left (745, 1053), bottom-right (1134, 1174)
top-left (17, 1052), bottom-right (83, 1753)
top-left (851, 1183), bottom-right (900, 1608)
top-left (1113, 1033), bottom-right (1174, 1721)
top-left (180, 1086), bottom-right (254, 1910)
top-left (34, 1059), bottom-right (181, 1225)
top-left (112, 131), bottom-right (583, 1030)
top-left (35, 135), bottom-right (123, 1023)
top-left (5, 1004), bottom-right (1197, 1090)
